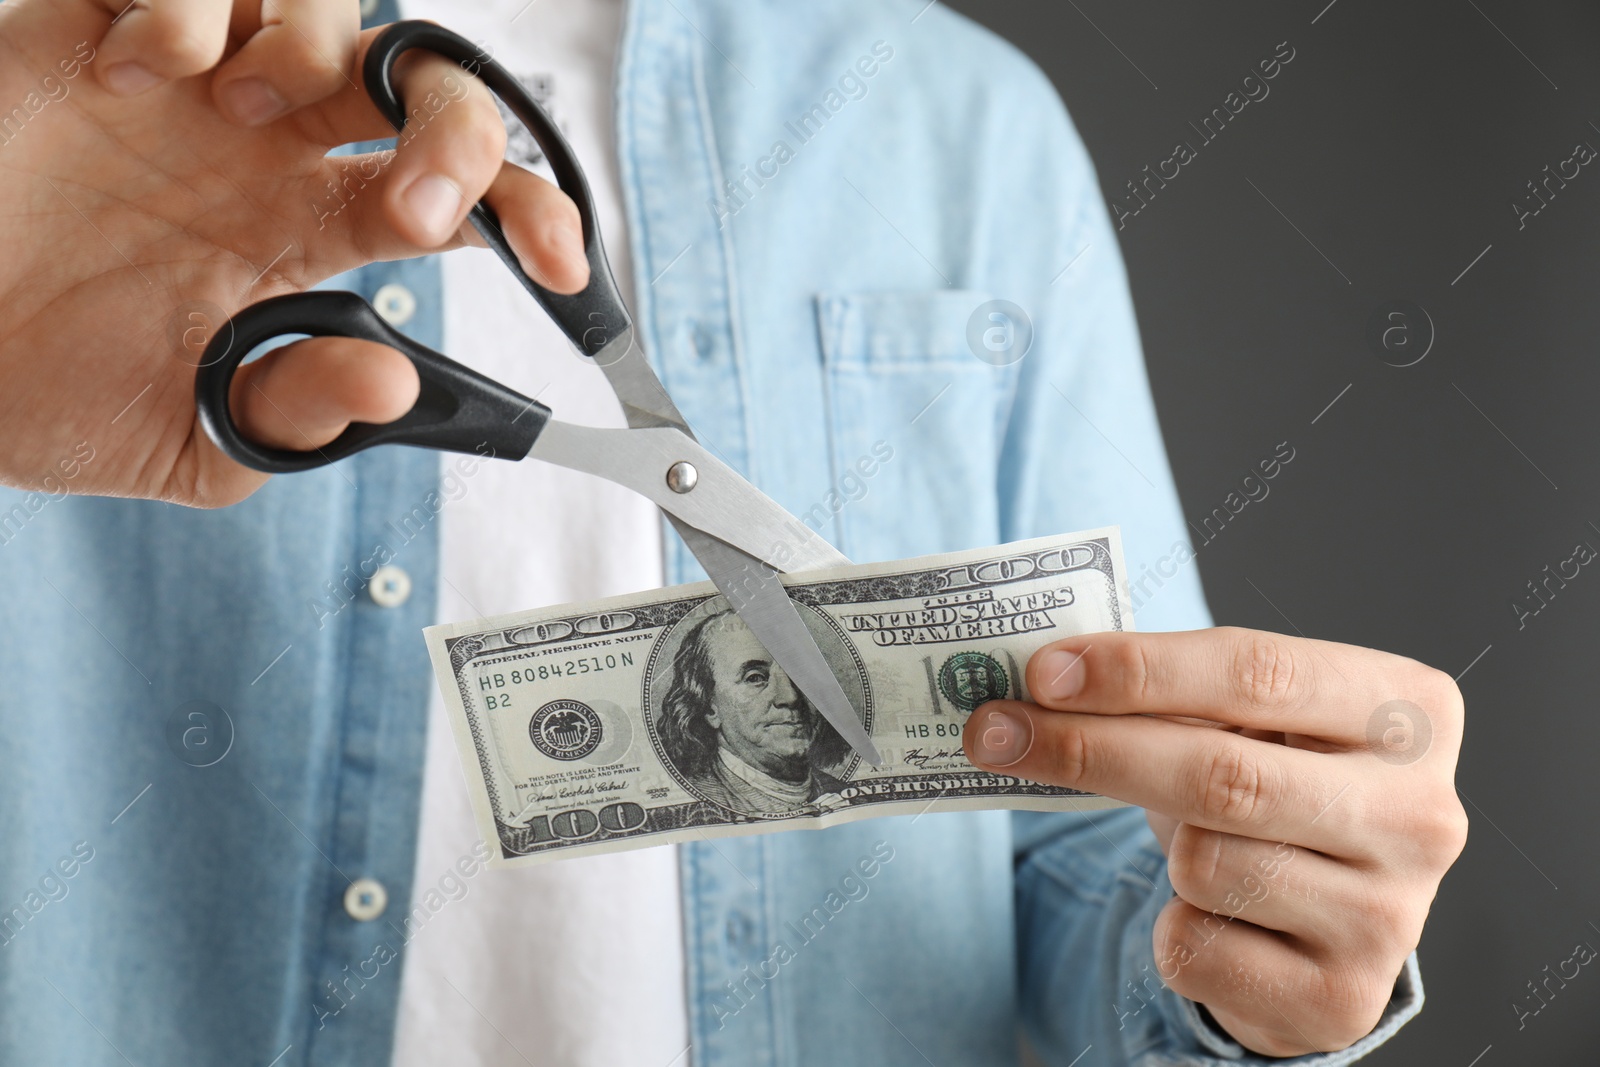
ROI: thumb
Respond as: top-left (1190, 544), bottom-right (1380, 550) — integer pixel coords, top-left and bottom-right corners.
top-left (228, 338), bottom-right (420, 452)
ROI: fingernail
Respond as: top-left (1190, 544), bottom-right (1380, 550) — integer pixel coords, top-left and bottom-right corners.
top-left (1036, 649), bottom-right (1086, 701)
top-left (220, 78), bottom-right (288, 126)
top-left (404, 175), bottom-right (463, 242)
top-left (969, 705), bottom-right (1032, 768)
top-left (104, 63), bottom-right (162, 97)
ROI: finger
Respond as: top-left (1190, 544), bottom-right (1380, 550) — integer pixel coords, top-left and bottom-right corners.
top-left (1025, 628), bottom-right (1436, 743)
top-left (309, 152), bottom-right (588, 296)
top-left (1146, 809), bottom-right (1179, 853)
top-left (288, 32), bottom-right (588, 286)
top-left (93, 0), bottom-right (234, 96)
top-left (1154, 898), bottom-right (1395, 1055)
top-left (287, 28), bottom-right (494, 149)
top-left (469, 161), bottom-right (589, 293)
top-left (280, 26), bottom-right (393, 144)
top-left (377, 51), bottom-right (509, 248)
top-left (212, 0), bottom-right (361, 126)
top-left (315, 48), bottom-right (502, 247)
top-left (289, 38), bottom-right (499, 257)
top-left (229, 337), bottom-right (420, 451)
top-left (963, 701), bottom-right (1373, 854)
top-left (1164, 826), bottom-right (1406, 951)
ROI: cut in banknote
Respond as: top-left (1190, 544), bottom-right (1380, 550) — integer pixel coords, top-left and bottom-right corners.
top-left (424, 528), bottom-right (1133, 866)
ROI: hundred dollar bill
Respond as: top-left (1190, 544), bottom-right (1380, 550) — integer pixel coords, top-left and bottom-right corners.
top-left (424, 528), bottom-right (1133, 866)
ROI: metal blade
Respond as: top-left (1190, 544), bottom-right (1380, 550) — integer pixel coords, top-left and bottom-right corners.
top-left (578, 331), bottom-right (846, 570)
top-left (677, 520), bottom-right (883, 768)
top-left (529, 420), bottom-right (849, 573)
top-left (580, 329), bottom-right (877, 765)
top-left (590, 328), bottom-right (689, 431)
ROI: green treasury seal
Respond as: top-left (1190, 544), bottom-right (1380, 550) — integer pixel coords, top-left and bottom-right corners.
top-left (938, 651), bottom-right (1009, 712)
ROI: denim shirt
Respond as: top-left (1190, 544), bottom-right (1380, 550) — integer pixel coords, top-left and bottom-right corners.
top-left (0, 1), bottom-right (1421, 1063)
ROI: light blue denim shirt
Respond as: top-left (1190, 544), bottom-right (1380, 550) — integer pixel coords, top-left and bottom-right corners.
top-left (0, 1), bottom-right (1420, 1063)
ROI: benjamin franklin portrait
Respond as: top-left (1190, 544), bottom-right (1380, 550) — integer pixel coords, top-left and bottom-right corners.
top-left (655, 606), bottom-right (853, 815)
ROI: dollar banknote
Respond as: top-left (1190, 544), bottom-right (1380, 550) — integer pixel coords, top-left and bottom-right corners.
top-left (424, 528), bottom-right (1133, 866)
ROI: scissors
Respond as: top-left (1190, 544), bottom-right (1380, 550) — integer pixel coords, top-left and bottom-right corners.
top-left (194, 20), bottom-right (882, 767)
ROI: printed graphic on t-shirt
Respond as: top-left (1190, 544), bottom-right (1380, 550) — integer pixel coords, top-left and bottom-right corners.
top-left (494, 72), bottom-right (562, 169)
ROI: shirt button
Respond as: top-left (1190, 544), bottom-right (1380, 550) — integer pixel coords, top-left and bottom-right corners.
top-left (369, 565), bottom-right (412, 608)
top-left (344, 878), bottom-right (387, 922)
top-left (693, 322), bottom-right (716, 362)
top-left (724, 910), bottom-right (755, 947)
top-left (373, 283), bottom-right (417, 326)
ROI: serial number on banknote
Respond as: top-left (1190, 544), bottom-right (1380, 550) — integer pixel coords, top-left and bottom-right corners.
top-left (480, 655), bottom-right (639, 703)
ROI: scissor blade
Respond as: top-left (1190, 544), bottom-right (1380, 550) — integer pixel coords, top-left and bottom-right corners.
top-left (529, 421), bottom-right (849, 573)
top-left (590, 328), bottom-right (690, 432)
top-left (677, 521), bottom-right (884, 768)
top-left (581, 331), bottom-right (878, 766)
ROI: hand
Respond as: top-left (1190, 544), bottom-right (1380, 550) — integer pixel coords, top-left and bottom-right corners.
top-left (0, 0), bottom-right (588, 506)
top-left (963, 627), bottom-right (1467, 1056)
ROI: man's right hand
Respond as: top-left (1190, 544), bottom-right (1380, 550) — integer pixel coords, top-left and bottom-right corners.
top-left (0, 0), bottom-right (590, 506)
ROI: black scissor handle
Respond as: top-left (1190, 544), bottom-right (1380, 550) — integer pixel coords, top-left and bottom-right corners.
top-left (364, 20), bottom-right (633, 356)
top-left (194, 291), bottom-right (548, 474)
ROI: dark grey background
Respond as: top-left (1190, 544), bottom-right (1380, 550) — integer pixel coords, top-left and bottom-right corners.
top-left (944, 0), bottom-right (1600, 1064)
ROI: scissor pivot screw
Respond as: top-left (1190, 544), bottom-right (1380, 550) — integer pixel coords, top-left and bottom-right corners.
top-left (666, 461), bottom-right (699, 494)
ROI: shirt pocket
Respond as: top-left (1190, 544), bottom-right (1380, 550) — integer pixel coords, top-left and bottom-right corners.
top-left (814, 290), bottom-right (1012, 563)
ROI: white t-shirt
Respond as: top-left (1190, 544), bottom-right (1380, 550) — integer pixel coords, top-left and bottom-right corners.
top-left (391, 2), bottom-right (687, 1064)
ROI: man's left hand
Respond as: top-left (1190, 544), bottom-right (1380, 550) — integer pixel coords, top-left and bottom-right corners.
top-left (962, 627), bottom-right (1467, 1056)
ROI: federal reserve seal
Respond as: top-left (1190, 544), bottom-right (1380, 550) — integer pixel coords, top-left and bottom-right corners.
top-left (528, 700), bottom-right (604, 761)
top-left (938, 652), bottom-right (1009, 713)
